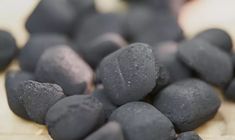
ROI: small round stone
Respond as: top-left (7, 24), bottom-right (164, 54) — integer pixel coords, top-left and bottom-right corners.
top-left (46, 95), bottom-right (104, 140)
top-left (35, 46), bottom-right (93, 96)
top-left (0, 30), bottom-right (18, 70)
top-left (19, 80), bottom-right (65, 124)
top-left (110, 102), bottom-right (176, 140)
top-left (178, 39), bottom-right (233, 88)
top-left (26, 0), bottom-right (76, 34)
top-left (194, 28), bottom-right (233, 53)
top-left (5, 70), bottom-right (34, 120)
top-left (154, 79), bottom-right (221, 132)
top-left (84, 122), bottom-right (124, 140)
top-left (26, 0), bottom-right (95, 34)
top-left (176, 131), bottom-right (202, 140)
top-left (99, 43), bottom-right (158, 105)
top-left (19, 33), bottom-right (69, 72)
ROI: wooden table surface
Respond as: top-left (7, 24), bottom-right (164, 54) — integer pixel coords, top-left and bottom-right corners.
top-left (1, 0), bottom-right (235, 140)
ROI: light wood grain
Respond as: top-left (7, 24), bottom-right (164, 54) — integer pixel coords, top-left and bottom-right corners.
top-left (1, 0), bottom-right (235, 140)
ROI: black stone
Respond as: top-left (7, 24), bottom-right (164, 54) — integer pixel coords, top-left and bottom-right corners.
top-left (109, 102), bottom-right (176, 140)
top-left (154, 79), bottom-right (221, 132)
top-left (178, 39), bottom-right (233, 88)
top-left (26, 0), bottom-right (95, 34)
top-left (5, 70), bottom-right (34, 120)
top-left (76, 33), bottom-right (127, 69)
top-left (19, 80), bottom-right (65, 124)
top-left (73, 13), bottom-right (125, 52)
top-left (225, 79), bottom-right (235, 101)
top-left (99, 43), bottom-right (157, 105)
top-left (46, 95), bottom-right (104, 140)
top-left (19, 33), bottom-right (69, 72)
top-left (0, 30), bottom-right (18, 71)
top-left (92, 88), bottom-right (117, 119)
top-left (125, 5), bottom-right (184, 45)
top-left (84, 122), bottom-right (124, 140)
top-left (153, 42), bottom-right (192, 83)
top-left (194, 28), bottom-right (233, 53)
top-left (35, 46), bottom-right (93, 96)
top-left (176, 131), bottom-right (202, 140)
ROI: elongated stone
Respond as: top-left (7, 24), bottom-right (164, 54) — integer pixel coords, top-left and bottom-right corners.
top-left (35, 46), bottom-right (93, 95)
top-left (178, 40), bottom-right (233, 88)
top-left (99, 43), bottom-right (157, 105)
top-left (154, 79), bottom-right (221, 132)
top-left (109, 102), bottom-right (176, 140)
top-left (46, 95), bottom-right (104, 140)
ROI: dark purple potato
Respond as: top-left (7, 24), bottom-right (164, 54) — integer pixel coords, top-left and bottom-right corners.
top-left (153, 42), bottom-right (192, 83)
top-left (26, 0), bottom-right (95, 34)
top-left (19, 80), bottom-right (65, 124)
top-left (74, 13), bottom-right (125, 52)
top-left (178, 39), bottom-right (233, 88)
top-left (99, 43), bottom-right (158, 105)
top-left (35, 46), bottom-right (93, 96)
top-left (176, 131), bottom-right (202, 140)
top-left (84, 122), bottom-right (124, 140)
top-left (154, 79), bottom-right (221, 132)
top-left (46, 95), bottom-right (104, 140)
top-left (19, 33), bottom-right (69, 72)
top-left (109, 102), bottom-right (176, 140)
top-left (194, 28), bottom-right (233, 53)
top-left (92, 88), bottom-right (117, 119)
top-left (0, 30), bottom-right (18, 71)
top-left (77, 33), bottom-right (127, 69)
top-left (125, 5), bottom-right (184, 45)
top-left (5, 70), bottom-right (34, 120)
top-left (225, 79), bottom-right (235, 101)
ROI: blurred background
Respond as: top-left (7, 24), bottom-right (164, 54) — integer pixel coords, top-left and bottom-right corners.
top-left (1, 0), bottom-right (235, 140)
top-left (0, 0), bottom-right (235, 47)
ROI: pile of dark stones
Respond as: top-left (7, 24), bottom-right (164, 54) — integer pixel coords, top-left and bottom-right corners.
top-left (1, 0), bottom-right (234, 140)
